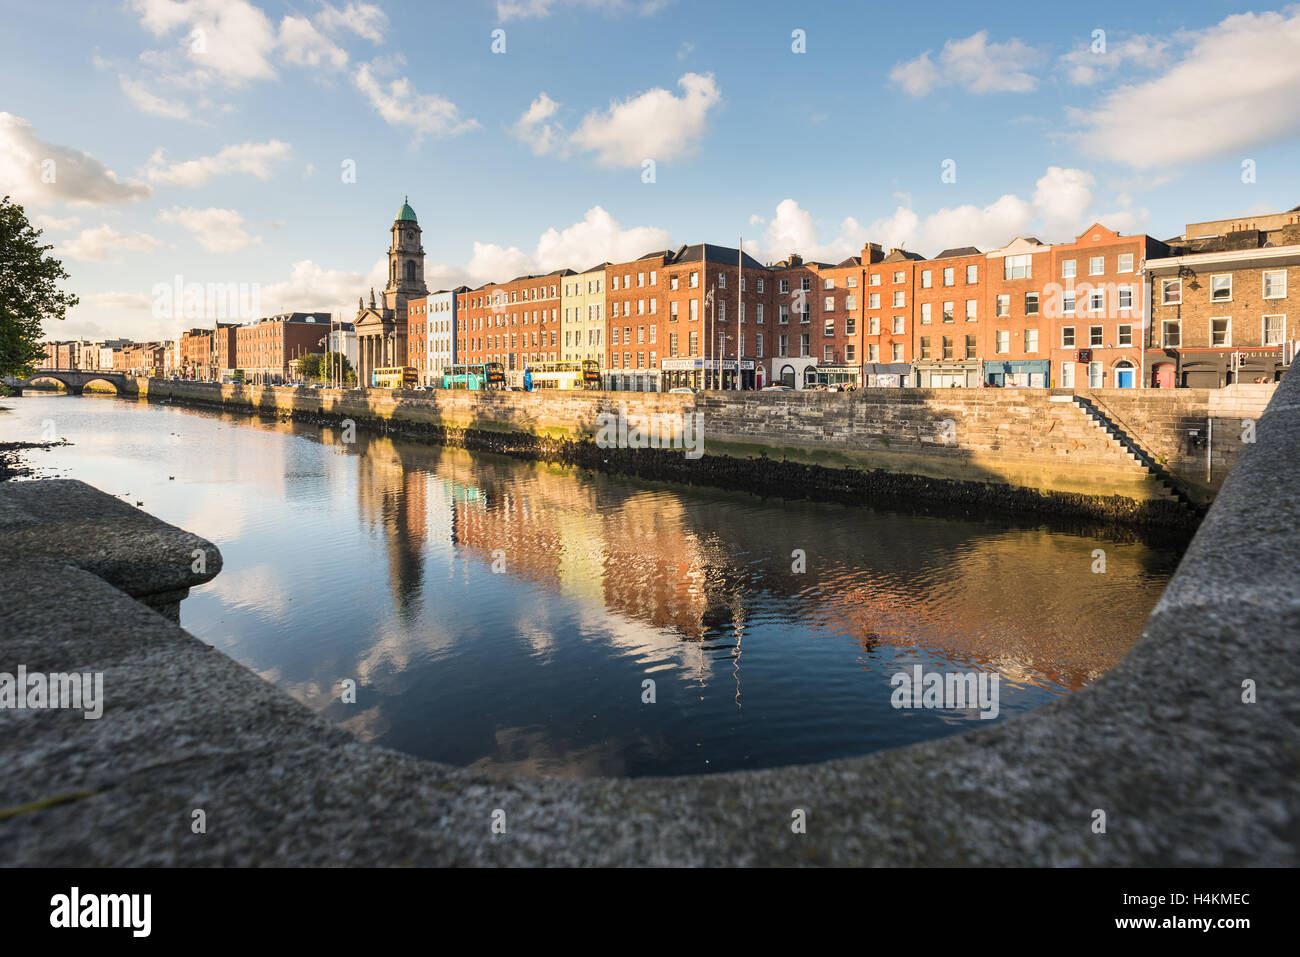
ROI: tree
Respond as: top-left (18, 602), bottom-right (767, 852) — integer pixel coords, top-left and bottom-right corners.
top-left (318, 350), bottom-right (355, 385)
top-left (295, 352), bottom-right (324, 380)
top-left (0, 195), bottom-right (79, 378)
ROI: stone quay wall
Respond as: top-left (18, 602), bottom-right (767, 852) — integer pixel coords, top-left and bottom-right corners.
top-left (130, 378), bottom-right (1276, 523)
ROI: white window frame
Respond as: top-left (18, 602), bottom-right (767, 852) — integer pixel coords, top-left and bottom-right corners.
top-left (1210, 274), bottom-right (1233, 303)
top-left (1162, 278), bottom-right (1181, 305)
top-left (1263, 270), bottom-right (1287, 299)
top-left (1263, 314), bottom-right (1286, 346)
top-left (1210, 317), bottom-right (1231, 347)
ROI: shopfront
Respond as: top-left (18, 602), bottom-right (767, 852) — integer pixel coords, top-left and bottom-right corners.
top-left (605, 368), bottom-right (663, 392)
top-left (660, 357), bottom-right (757, 390)
top-left (813, 364), bottom-right (862, 389)
top-left (916, 360), bottom-right (981, 388)
top-left (862, 363), bottom-right (913, 388)
top-left (983, 359), bottom-right (1050, 388)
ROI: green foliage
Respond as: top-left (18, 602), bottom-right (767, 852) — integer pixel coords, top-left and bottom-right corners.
top-left (317, 350), bottom-right (354, 385)
top-left (0, 196), bottom-right (79, 378)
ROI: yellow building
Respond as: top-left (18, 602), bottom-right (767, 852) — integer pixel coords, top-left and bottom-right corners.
top-left (561, 262), bottom-right (607, 363)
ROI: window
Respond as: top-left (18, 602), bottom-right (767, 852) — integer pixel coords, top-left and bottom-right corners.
top-left (1024, 329), bottom-right (1038, 352)
top-left (824, 318), bottom-right (834, 337)
top-left (846, 277), bottom-right (856, 288)
top-left (1162, 279), bottom-right (1181, 305)
top-left (1089, 361), bottom-right (1103, 389)
top-left (1090, 325), bottom-right (1103, 347)
top-left (689, 299), bottom-right (698, 321)
top-left (943, 267), bottom-right (954, 286)
top-left (996, 294), bottom-right (1010, 317)
top-left (942, 301), bottom-right (954, 323)
top-left (649, 271), bottom-right (656, 285)
top-left (1118, 286), bottom-right (1133, 311)
top-left (1162, 320), bottom-right (1180, 347)
top-left (801, 277), bottom-right (811, 291)
top-left (892, 315), bottom-right (905, 334)
top-left (845, 316), bottom-right (856, 335)
top-left (995, 330), bottom-right (1009, 353)
top-left (921, 270), bottom-right (932, 288)
top-left (868, 343), bottom-right (879, 362)
top-left (669, 300), bottom-right (678, 320)
top-left (868, 316), bottom-right (880, 335)
top-left (717, 274), bottom-right (726, 289)
top-left (893, 271), bottom-right (905, 283)
top-left (869, 292), bottom-right (880, 309)
top-left (919, 337), bottom-right (931, 359)
top-left (941, 337), bottom-right (954, 359)
top-left (965, 334), bottom-right (977, 357)
top-left (779, 278), bottom-right (790, 293)
top-left (757, 304), bottom-right (764, 324)
top-left (778, 334), bottom-right (788, 356)
top-left (1062, 326), bottom-right (1075, 347)
top-left (870, 274), bottom-right (881, 286)
top-left (1210, 318), bottom-right (1230, 346)
top-left (800, 333), bottom-right (810, 356)
top-left (966, 264), bottom-right (978, 284)
top-left (921, 303), bottom-right (932, 324)
top-left (689, 272), bottom-right (699, 288)
top-left (1089, 256), bottom-right (1104, 276)
top-left (1263, 315), bottom-right (1286, 346)
top-left (892, 343), bottom-right (904, 361)
top-left (779, 304), bottom-right (789, 324)
top-left (637, 326), bottom-right (645, 344)
top-left (1263, 270), bottom-right (1287, 299)
top-left (669, 332), bottom-right (678, 356)
top-left (670, 276), bottom-right (679, 291)
top-left (845, 294), bottom-right (856, 311)
top-left (1024, 291), bottom-right (1039, 316)
top-left (1062, 259), bottom-right (1077, 279)
top-left (756, 337), bottom-right (764, 357)
top-left (1118, 253), bottom-right (1134, 273)
top-left (893, 291), bottom-right (905, 307)
top-left (823, 345), bottom-right (834, 361)
top-left (1005, 255), bottom-right (1032, 280)
top-left (1211, 275), bottom-right (1232, 302)
top-left (824, 296), bottom-right (835, 312)
top-left (1063, 290), bottom-right (1076, 315)
top-left (1118, 324), bottom-right (1132, 347)
top-left (1090, 290), bottom-right (1104, 313)
top-left (824, 278), bottom-right (835, 290)
top-left (966, 299), bottom-right (977, 321)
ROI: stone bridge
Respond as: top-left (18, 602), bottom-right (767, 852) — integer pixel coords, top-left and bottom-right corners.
top-left (1, 369), bottom-right (133, 395)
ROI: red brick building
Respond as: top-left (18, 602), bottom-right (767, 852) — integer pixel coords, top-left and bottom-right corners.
top-left (862, 248), bottom-right (923, 386)
top-left (980, 237), bottom-right (1054, 387)
top-left (1047, 224), bottom-right (1167, 390)
top-left (234, 313), bottom-right (330, 384)
top-left (456, 270), bottom-right (569, 384)
top-left (912, 247), bottom-right (985, 387)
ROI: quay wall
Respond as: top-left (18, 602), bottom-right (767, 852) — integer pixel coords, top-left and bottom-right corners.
top-left (128, 378), bottom-right (1276, 524)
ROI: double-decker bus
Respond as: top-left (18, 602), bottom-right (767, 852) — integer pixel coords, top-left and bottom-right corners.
top-left (440, 362), bottom-right (506, 390)
top-left (526, 360), bottom-right (602, 390)
top-left (372, 366), bottom-right (418, 389)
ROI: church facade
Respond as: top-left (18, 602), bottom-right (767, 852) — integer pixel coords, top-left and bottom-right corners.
top-left (354, 198), bottom-right (428, 386)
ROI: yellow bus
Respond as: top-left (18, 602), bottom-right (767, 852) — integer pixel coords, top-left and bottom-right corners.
top-left (373, 366), bottom-right (418, 389)
top-left (526, 360), bottom-right (601, 390)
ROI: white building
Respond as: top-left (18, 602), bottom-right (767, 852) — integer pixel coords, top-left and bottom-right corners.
top-left (426, 287), bottom-right (464, 383)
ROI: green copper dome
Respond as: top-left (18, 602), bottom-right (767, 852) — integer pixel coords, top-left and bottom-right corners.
top-left (395, 196), bottom-right (417, 222)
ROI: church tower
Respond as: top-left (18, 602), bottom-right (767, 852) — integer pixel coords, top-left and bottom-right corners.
top-left (383, 196), bottom-right (428, 316)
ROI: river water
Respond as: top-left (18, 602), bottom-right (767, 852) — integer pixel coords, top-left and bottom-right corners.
top-left (2, 393), bottom-right (1187, 777)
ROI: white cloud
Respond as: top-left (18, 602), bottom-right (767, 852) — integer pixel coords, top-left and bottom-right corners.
top-left (156, 205), bottom-right (259, 252)
top-left (258, 256), bottom-right (388, 319)
top-left (354, 61), bottom-right (478, 139)
top-left (0, 113), bottom-right (152, 207)
top-left (145, 140), bottom-right (291, 187)
top-left (32, 213), bottom-right (81, 232)
top-left (128, 0), bottom-right (279, 87)
top-left (497, 0), bottom-right (669, 22)
top-left (890, 31), bottom-right (1042, 96)
top-left (752, 166), bottom-right (1143, 262)
top-left (277, 15), bottom-right (348, 71)
top-left (57, 225), bottom-right (162, 262)
top-left (568, 72), bottom-right (721, 167)
top-left (120, 76), bottom-right (191, 119)
top-left (1070, 9), bottom-right (1300, 168)
top-left (1057, 34), bottom-right (1169, 86)
top-left (316, 1), bottom-right (388, 43)
top-left (511, 93), bottom-right (564, 155)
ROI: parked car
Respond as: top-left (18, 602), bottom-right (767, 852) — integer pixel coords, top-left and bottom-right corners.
top-left (668, 387), bottom-right (696, 394)
top-left (760, 384), bottom-right (795, 392)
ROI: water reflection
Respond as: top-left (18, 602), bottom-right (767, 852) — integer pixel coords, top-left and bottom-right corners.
top-left (2, 395), bottom-right (1186, 777)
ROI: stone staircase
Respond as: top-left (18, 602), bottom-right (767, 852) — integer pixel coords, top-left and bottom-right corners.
top-left (1069, 396), bottom-right (1202, 514)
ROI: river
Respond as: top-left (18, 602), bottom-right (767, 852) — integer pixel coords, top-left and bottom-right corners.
top-left (1, 393), bottom-right (1187, 777)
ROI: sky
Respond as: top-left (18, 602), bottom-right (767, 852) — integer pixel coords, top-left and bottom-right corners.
top-left (2, 0), bottom-right (1299, 342)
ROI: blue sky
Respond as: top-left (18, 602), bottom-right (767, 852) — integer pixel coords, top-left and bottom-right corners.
top-left (3, 0), bottom-right (1298, 341)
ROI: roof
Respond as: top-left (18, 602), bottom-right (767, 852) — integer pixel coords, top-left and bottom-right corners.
top-left (933, 246), bottom-right (982, 259)
top-left (834, 256), bottom-right (862, 268)
top-left (670, 243), bottom-right (767, 270)
top-left (395, 196), bottom-right (417, 222)
top-left (881, 248), bottom-right (924, 262)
